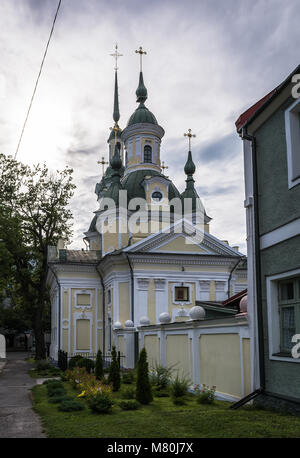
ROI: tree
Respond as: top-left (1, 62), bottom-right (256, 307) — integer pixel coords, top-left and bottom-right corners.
top-left (108, 346), bottom-right (120, 391)
top-left (95, 349), bottom-right (104, 380)
top-left (0, 154), bottom-right (75, 359)
top-left (136, 348), bottom-right (153, 404)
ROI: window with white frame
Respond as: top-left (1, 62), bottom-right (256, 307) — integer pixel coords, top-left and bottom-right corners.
top-left (175, 286), bottom-right (189, 302)
top-left (285, 99), bottom-right (300, 189)
top-left (278, 277), bottom-right (300, 353)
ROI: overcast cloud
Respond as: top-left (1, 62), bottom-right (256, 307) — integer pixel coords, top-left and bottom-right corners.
top-left (1, 0), bottom-right (299, 253)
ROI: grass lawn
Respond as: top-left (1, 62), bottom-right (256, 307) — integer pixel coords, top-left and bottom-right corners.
top-left (32, 381), bottom-right (300, 438)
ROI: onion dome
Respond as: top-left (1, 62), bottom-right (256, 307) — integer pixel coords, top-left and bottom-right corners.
top-left (127, 71), bottom-right (158, 127)
top-left (101, 144), bottom-right (124, 206)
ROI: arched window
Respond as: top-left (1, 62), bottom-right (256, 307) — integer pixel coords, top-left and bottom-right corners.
top-left (144, 145), bottom-right (152, 163)
top-left (125, 150), bottom-right (128, 167)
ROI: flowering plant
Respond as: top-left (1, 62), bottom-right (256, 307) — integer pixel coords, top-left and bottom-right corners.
top-left (65, 367), bottom-right (112, 399)
top-left (193, 383), bottom-right (216, 404)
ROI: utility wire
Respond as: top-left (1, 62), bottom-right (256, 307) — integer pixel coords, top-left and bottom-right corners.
top-left (14, 0), bottom-right (62, 160)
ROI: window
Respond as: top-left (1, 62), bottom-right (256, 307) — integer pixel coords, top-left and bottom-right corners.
top-left (144, 145), bottom-right (152, 163)
top-left (151, 191), bottom-right (163, 202)
top-left (175, 286), bottom-right (189, 302)
top-left (278, 277), bottom-right (300, 354)
top-left (285, 99), bottom-right (300, 188)
top-left (107, 289), bottom-right (111, 304)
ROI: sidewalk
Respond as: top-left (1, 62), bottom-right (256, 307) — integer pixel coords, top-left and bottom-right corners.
top-left (0, 352), bottom-right (46, 438)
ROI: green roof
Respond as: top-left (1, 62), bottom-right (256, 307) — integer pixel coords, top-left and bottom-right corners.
top-left (127, 103), bottom-right (158, 127)
top-left (121, 169), bottom-right (180, 201)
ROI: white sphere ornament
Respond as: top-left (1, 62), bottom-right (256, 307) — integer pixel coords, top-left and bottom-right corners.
top-left (124, 320), bottom-right (134, 328)
top-left (113, 321), bottom-right (122, 329)
top-left (189, 306), bottom-right (205, 320)
top-left (159, 312), bottom-right (171, 324)
top-left (139, 316), bottom-right (150, 326)
top-left (239, 295), bottom-right (248, 313)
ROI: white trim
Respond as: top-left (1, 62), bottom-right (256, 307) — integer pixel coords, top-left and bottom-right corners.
top-left (73, 312), bottom-right (93, 353)
top-left (266, 268), bottom-right (300, 363)
top-left (171, 282), bottom-right (193, 305)
top-left (285, 97), bottom-right (300, 189)
top-left (260, 218), bottom-right (300, 250)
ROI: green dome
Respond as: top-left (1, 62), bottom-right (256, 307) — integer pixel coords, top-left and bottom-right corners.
top-left (108, 126), bottom-right (122, 142)
top-left (121, 169), bottom-right (180, 202)
top-left (88, 214), bottom-right (97, 232)
top-left (127, 103), bottom-right (158, 127)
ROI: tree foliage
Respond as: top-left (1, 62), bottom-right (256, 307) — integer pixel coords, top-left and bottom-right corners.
top-left (108, 346), bottom-right (120, 391)
top-left (95, 349), bottom-right (104, 380)
top-left (0, 154), bottom-right (75, 358)
top-left (136, 348), bottom-right (153, 405)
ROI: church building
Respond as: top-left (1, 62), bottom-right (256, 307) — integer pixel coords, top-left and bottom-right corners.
top-left (47, 46), bottom-right (247, 364)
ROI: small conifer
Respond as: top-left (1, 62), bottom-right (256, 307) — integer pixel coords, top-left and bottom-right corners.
top-left (108, 346), bottom-right (121, 391)
top-left (95, 349), bottom-right (104, 380)
top-left (136, 348), bottom-right (153, 404)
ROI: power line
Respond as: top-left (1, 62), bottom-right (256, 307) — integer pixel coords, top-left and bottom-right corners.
top-left (14, 0), bottom-right (62, 160)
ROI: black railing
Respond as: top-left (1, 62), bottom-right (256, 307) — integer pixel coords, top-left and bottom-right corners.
top-left (57, 350), bottom-right (125, 371)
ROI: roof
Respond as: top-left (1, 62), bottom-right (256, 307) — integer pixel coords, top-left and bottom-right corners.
top-left (121, 169), bottom-right (181, 201)
top-left (235, 63), bottom-right (300, 133)
top-left (127, 103), bottom-right (158, 127)
top-left (55, 249), bottom-right (100, 264)
top-left (222, 288), bottom-right (247, 307)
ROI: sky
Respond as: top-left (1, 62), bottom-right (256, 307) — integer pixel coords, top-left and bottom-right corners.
top-left (1, 0), bottom-right (300, 254)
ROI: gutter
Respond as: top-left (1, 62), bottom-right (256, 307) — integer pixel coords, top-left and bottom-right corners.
top-left (230, 127), bottom-right (266, 409)
top-left (96, 263), bottom-right (106, 355)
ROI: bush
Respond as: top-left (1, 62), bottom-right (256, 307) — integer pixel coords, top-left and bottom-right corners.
top-left (58, 400), bottom-right (84, 412)
top-left (149, 363), bottom-right (174, 391)
top-left (47, 386), bottom-right (66, 398)
top-left (153, 389), bottom-right (170, 398)
top-left (68, 355), bottom-right (84, 370)
top-left (195, 384), bottom-right (216, 405)
top-left (170, 375), bottom-right (189, 398)
top-left (120, 386), bottom-right (136, 400)
top-left (119, 400), bottom-right (139, 411)
top-left (122, 370), bottom-right (135, 384)
top-left (88, 392), bottom-right (113, 414)
top-left (136, 348), bottom-right (153, 405)
top-left (35, 360), bottom-right (52, 372)
top-left (77, 357), bottom-right (95, 374)
top-left (48, 395), bottom-right (73, 404)
top-left (95, 350), bottom-right (104, 380)
top-left (43, 379), bottom-right (62, 387)
top-left (172, 397), bottom-right (186, 406)
top-left (108, 347), bottom-right (120, 392)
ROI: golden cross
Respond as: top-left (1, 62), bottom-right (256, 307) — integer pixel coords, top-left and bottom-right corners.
top-left (161, 161), bottom-right (168, 175)
top-left (135, 46), bottom-right (147, 71)
top-left (97, 156), bottom-right (109, 175)
top-left (184, 128), bottom-right (196, 151)
top-left (110, 43), bottom-right (123, 71)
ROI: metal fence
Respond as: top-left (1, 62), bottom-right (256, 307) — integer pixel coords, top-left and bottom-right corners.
top-left (57, 350), bottom-right (125, 371)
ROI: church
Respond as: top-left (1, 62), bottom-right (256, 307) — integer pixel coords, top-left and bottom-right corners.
top-left (47, 46), bottom-right (247, 366)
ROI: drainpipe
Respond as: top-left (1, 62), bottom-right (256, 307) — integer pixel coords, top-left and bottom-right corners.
top-left (230, 127), bottom-right (266, 409)
top-left (125, 253), bottom-right (134, 323)
top-left (96, 264), bottom-right (106, 355)
top-left (227, 256), bottom-right (246, 299)
top-left (48, 265), bottom-right (61, 355)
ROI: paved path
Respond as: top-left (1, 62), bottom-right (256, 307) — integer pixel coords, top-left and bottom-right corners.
top-left (0, 352), bottom-right (46, 438)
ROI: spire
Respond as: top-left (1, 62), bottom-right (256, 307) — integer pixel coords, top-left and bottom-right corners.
top-left (113, 70), bottom-right (120, 123)
top-left (135, 46), bottom-right (148, 104)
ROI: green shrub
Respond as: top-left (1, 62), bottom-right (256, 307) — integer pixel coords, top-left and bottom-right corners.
top-left (136, 348), bottom-right (153, 405)
top-left (77, 357), bottom-right (95, 374)
top-left (172, 396), bottom-right (186, 406)
top-left (88, 392), bottom-right (113, 414)
top-left (43, 379), bottom-right (62, 387)
top-left (195, 385), bottom-right (216, 405)
top-left (119, 400), bottom-right (139, 411)
top-left (170, 375), bottom-right (189, 398)
top-left (47, 384), bottom-right (66, 398)
top-left (95, 350), bottom-right (104, 380)
top-left (58, 399), bottom-right (84, 412)
top-left (122, 370), bottom-right (135, 384)
top-left (149, 363), bottom-right (174, 391)
top-left (48, 395), bottom-right (73, 404)
top-left (68, 355), bottom-right (84, 370)
top-left (108, 347), bottom-right (120, 392)
top-left (120, 386), bottom-right (135, 399)
top-left (35, 360), bottom-right (52, 372)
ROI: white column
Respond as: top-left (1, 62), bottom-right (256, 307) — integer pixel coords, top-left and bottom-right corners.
top-left (154, 278), bottom-right (167, 322)
top-left (136, 278), bottom-right (149, 325)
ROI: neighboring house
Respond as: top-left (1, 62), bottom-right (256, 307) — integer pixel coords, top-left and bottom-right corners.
top-left (236, 64), bottom-right (300, 413)
top-left (47, 50), bottom-right (247, 370)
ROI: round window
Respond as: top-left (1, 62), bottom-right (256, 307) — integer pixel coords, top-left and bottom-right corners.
top-left (152, 191), bottom-right (163, 202)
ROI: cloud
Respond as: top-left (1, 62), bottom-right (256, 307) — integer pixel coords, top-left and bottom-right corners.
top-left (1, 0), bottom-right (299, 254)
